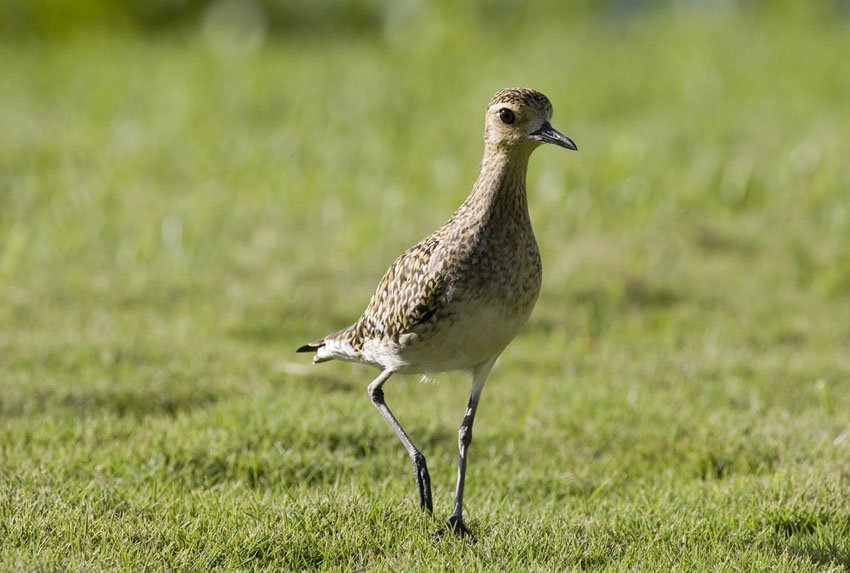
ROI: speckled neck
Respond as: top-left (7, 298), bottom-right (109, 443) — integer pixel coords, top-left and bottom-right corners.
top-left (459, 146), bottom-right (533, 230)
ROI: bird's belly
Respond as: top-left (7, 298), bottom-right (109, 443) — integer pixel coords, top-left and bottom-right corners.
top-left (394, 299), bottom-right (535, 374)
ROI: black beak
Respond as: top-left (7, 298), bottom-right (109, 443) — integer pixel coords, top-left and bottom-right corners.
top-left (531, 121), bottom-right (577, 151)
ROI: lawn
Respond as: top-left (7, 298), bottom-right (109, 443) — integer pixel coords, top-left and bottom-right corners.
top-left (2, 6), bottom-right (850, 570)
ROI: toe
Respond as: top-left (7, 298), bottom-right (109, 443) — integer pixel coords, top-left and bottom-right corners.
top-left (438, 515), bottom-right (475, 541)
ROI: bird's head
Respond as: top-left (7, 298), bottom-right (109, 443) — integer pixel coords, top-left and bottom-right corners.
top-left (484, 87), bottom-right (577, 154)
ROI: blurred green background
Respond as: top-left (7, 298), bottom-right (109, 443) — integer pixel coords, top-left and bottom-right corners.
top-left (2, 1), bottom-right (850, 570)
top-left (3, 0), bottom-right (850, 39)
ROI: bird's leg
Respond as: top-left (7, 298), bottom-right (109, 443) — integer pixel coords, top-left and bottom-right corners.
top-left (446, 357), bottom-right (496, 539)
top-left (367, 369), bottom-right (433, 514)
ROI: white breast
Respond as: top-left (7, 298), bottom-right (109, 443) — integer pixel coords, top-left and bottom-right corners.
top-left (366, 299), bottom-right (534, 375)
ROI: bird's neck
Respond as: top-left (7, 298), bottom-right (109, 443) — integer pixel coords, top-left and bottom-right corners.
top-left (459, 147), bottom-right (532, 227)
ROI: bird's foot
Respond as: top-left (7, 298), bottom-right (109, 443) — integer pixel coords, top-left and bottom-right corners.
top-left (412, 452), bottom-right (433, 514)
top-left (436, 515), bottom-right (476, 541)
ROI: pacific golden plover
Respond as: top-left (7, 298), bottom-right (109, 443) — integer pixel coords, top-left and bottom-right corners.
top-left (298, 87), bottom-right (577, 537)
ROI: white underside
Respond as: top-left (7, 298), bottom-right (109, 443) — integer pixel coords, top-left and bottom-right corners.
top-left (317, 300), bottom-right (533, 375)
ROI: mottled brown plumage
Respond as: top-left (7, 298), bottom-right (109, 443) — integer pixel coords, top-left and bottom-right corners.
top-left (297, 88), bottom-right (577, 537)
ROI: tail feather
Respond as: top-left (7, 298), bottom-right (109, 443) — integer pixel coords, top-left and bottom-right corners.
top-left (296, 338), bottom-right (334, 364)
top-left (297, 327), bottom-right (357, 364)
top-left (296, 340), bottom-right (325, 353)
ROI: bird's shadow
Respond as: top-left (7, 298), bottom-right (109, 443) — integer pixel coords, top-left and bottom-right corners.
top-left (770, 540), bottom-right (849, 570)
top-left (766, 509), bottom-right (850, 570)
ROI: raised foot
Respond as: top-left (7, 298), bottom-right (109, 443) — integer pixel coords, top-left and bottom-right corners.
top-left (412, 452), bottom-right (433, 513)
top-left (436, 515), bottom-right (476, 541)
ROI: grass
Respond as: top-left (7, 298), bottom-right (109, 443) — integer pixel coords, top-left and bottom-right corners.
top-left (2, 7), bottom-right (850, 570)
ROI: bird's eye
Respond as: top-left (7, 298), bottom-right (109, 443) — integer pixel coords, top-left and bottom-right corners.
top-left (498, 108), bottom-right (515, 125)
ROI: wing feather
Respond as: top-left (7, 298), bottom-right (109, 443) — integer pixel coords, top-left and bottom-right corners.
top-left (348, 236), bottom-right (448, 347)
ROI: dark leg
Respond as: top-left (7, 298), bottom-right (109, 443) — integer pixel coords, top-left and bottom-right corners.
top-left (446, 357), bottom-right (495, 539)
top-left (368, 369), bottom-right (433, 513)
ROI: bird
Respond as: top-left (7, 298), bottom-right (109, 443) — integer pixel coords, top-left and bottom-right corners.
top-left (297, 87), bottom-right (576, 538)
